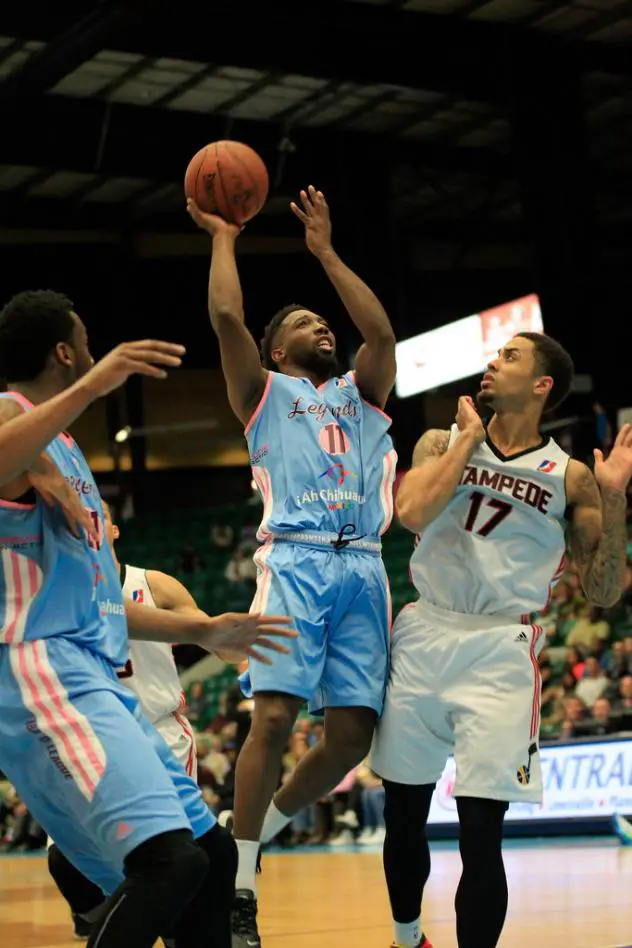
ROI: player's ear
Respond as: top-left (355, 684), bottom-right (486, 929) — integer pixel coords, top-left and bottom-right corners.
top-left (54, 341), bottom-right (74, 368)
top-left (271, 344), bottom-right (285, 365)
top-left (534, 375), bottom-right (553, 399)
top-left (113, 524), bottom-right (120, 540)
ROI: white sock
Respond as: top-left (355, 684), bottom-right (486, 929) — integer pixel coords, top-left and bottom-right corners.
top-left (235, 839), bottom-right (260, 895)
top-left (394, 917), bottom-right (422, 947)
top-left (260, 799), bottom-right (292, 844)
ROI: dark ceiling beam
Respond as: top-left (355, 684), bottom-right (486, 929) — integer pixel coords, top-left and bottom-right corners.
top-left (0, 94), bottom-right (513, 186)
top-left (4, 1), bottom-right (625, 103)
top-left (0, 1), bottom-right (143, 100)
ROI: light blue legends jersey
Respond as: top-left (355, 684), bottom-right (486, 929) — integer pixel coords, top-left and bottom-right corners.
top-left (245, 371), bottom-right (397, 541)
top-left (0, 393), bottom-right (127, 666)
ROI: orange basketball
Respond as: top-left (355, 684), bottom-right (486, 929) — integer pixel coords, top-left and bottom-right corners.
top-left (184, 140), bottom-right (269, 226)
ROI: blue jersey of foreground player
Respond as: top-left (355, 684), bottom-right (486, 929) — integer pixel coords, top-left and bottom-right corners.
top-left (242, 369), bottom-right (397, 715)
top-left (0, 391), bottom-right (126, 665)
top-left (0, 390), bottom-right (213, 894)
top-left (246, 369), bottom-right (397, 541)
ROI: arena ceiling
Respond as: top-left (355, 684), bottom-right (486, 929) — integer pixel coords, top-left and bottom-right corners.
top-left (1, 0), bottom-right (632, 262)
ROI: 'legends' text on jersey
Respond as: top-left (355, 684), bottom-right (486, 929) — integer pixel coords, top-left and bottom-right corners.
top-left (410, 425), bottom-right (570, 617)
top-left (245, 371), bottom-right (397, 540)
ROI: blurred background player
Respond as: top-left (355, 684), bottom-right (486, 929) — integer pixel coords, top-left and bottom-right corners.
top-left (188, 185), bottom-right (397, 947)
top-left (371, 332), bottom-right (632, 948)
top-left (0, 290), bottom-right (296, 948)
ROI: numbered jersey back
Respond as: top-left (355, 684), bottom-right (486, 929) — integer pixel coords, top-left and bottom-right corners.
top-left (245, 370), bottom-right (397, 540)
top-left (410, 425), bottom-right (570, 617)
top-left (0, 393), bottom-right (127, 665)
top-left (119, 565), bottom-right (183, 723)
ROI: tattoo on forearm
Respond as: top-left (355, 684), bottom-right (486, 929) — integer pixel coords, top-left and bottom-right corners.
top-left (412, 429), bottom-right (450, 466)
top-left (582, 487), bottom-right (627, 606)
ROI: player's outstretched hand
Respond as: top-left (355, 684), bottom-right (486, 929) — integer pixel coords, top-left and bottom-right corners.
top-left (27, 454), bottom-right (97, 543)
top-left (594, 423), bottom-right (632, 494)
top-left (455, 396), bottom-right (485, 443)
top-left (199, 612), bottom-right (297, 665)
top-left (80, 340), bottom-right (186, 399)
top-left (186, 198), bottom-right (241, 238)
top-left (290, 185), bottom-right (332, 258)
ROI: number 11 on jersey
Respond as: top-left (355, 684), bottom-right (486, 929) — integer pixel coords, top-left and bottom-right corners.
top-left (464, 491), bottom-right (513, 537)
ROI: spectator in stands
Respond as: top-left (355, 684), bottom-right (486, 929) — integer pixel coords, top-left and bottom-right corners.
top-left (575, 655), bottom-right (609, 707)
top-left (560, 695), bottom-right (588, 739)
top-left (611, 675), bottom-right (632, 715)
top-left (356, 760), bottom-right (386, 847)
top-left (224, 547), bottom-right (256, 586)
top-left (566, 604), bottom-right (611, 651)
top-left (176, 543), bottom-right (205, 574)
top-left (184, 680), bottom-right (210, 730)
top-left (211, 522), bottom-right (234, 550)
top-left (602, 640), bottom-right (627, 678)
top-left (564, 646), bottom-right (586, 682)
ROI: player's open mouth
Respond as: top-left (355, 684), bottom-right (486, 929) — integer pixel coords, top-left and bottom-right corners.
top-left (317, 340), bottom-right (333, 352)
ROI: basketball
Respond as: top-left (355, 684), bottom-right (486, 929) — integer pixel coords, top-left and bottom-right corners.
top-left (184, 140), bottom-right (269, 226)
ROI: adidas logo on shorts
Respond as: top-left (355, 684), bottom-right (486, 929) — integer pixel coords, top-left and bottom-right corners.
top-left (514, 630), bottom-right (529, 643)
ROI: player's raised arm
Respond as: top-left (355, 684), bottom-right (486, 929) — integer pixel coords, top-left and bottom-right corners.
top-left (187, 199), bottom-right (268, 426)
top-left (397, 398), bottom-right (485, 533)
top-left (290, 186), bottom-right (396, 409)
top-left (566, 425), bottom-right (632, 607)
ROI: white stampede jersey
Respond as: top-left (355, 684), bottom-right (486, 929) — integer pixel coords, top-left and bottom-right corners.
top-left (119, 564), bottom-right (184, 723)
top-left (410, 425), bottom-right (570, 618)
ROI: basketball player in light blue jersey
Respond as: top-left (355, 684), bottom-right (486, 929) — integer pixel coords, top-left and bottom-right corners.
top-left (188, 185), bottom-right (397, 946)
top-left (0, 290), bottom-right (296, 948)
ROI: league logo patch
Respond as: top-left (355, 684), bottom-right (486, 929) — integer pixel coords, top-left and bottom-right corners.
top-left (537, 459), bottom-right (557, 474)
top-left (517, 742), bottom-right (538, 786)
top-left (132, 589), bottom-right (144, 603)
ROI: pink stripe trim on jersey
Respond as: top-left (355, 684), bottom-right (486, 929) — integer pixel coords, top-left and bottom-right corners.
top-left (0, 498), bottom-right (36, 510)
top-left (2, 391), bottom-right (34, 411)
top-left (2, 391), bottom-right (74, 446)
top-left (251, 539), bottom-right (274, 616)
top-left (1, 549), bottom-right (43, 644)
top-left (529, 625), bottom-right (543, 740)
top-left (379, 449), bottom-right (397, 535)
top-left (244, 371), bottom-right (273, 436)
top-left (252, 466), bottom-right (273, 541)
top-left (174, 710), bottom-right (196, 777)
top-left (12, 641), bottom-right (106, 801)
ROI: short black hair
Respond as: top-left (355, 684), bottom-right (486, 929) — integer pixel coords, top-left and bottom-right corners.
top-left (517, 331), bottom-right (574, 411)
top-left (0, 290), bottom-right (75, 382)
top-left (260, 304), bottom-right (307, 371)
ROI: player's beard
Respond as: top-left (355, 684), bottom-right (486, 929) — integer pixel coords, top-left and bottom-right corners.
top-left (296, 347), bottom-right (340, 380)
top-left (475, 389), bottom-right (495, 419)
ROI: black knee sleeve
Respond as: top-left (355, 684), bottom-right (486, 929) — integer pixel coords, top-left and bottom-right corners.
top-left (124, 827), bottom-right (209, 897)
top-left (86, 830), bottom-right (208, 948)
top-left (173, 824), bottom-right (237, 948)
top-left (48, 844), bottom-right (105, 916)
top-left (382, 781), bottom-right (435, 925)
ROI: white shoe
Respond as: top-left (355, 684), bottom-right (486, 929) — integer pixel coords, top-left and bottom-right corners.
top-left (356, 827), bottom-right (374, 844)
top-left (328, 829), bottom-right (355, 847)
top-left (335, 808), bottom-right (359, 830)
top-left (359, 827), bottom-right (386, 846)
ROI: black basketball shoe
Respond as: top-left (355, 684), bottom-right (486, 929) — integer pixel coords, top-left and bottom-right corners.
top-left (231, 889), bottom-right (261, 948)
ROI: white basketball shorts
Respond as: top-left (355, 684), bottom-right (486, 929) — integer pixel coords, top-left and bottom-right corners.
top-left (370, 597), bottom-right (545, 804)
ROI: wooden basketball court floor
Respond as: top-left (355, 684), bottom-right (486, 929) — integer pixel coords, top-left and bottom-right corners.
top-left (1, 837), bottom-right (631, 948)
